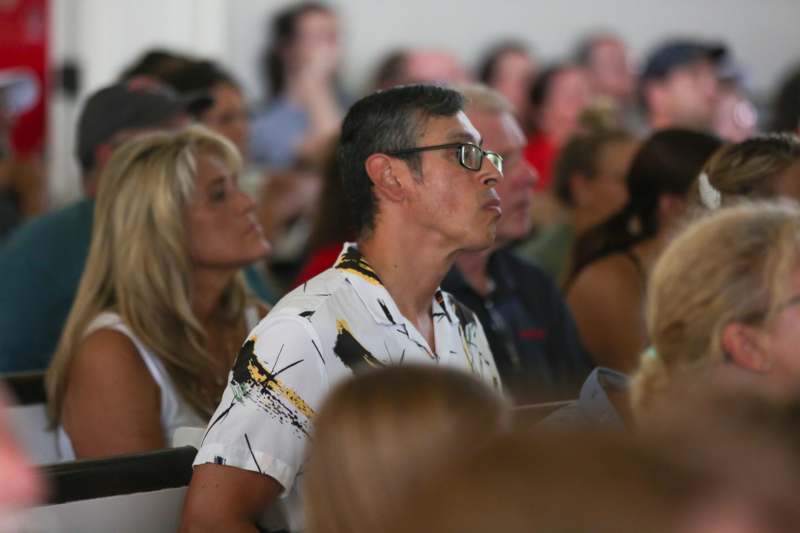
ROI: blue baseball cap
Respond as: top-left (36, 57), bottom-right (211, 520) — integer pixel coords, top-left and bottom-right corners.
top-left (642, 39), bottom-right (727, 82)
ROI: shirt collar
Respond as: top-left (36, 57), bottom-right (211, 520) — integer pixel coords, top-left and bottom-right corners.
top-left (334, 243), bottom-right (455, 328)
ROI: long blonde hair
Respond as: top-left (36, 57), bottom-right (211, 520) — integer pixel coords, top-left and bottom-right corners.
top-left (47, 125), bottom-right (248, 423)
top-left (305, 365), bottom-right (510, 533)
top-left (633, 201), bottom-right (800, 418)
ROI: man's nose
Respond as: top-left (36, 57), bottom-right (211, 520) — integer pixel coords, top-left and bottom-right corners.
top-left (480, 155), bottom-right (503, 186)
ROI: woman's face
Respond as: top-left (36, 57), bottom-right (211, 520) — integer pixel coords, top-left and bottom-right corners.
top-left (201, 84), bottom-right (249, 160)
top-left (541, 67), bottom-right (592, 133)
top-left (759, 266), bottom-right (800, 387)
top-left (186, 152), bottom-right (270, 270)
top-left (773, 161), bottom-right (800, 203)
top-left (287, 10), bottom-right (342, 77)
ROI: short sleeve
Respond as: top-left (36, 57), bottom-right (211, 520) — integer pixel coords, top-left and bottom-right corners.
top-left (193, 315), bottom-right (328, 494)
top-left (469, 313), bottom-right (503, 393)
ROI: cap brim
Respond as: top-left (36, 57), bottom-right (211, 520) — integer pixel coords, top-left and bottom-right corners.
top-left (705, 44), bottom-right (727, 63)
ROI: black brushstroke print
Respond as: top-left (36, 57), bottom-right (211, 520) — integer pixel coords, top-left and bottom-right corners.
top-left (377, 299), bottom-right (396, 324)
top-left (231, 340), bottom-right (311, 437)
top-left (333, 325), bottom-right (383, 372)
top-left (334, 246), bottom-right (382, 284)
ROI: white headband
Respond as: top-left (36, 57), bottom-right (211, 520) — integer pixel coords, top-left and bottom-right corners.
top-left (698, 172), bottom-right (721, 210)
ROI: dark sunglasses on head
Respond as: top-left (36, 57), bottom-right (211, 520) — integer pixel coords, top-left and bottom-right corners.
top-left (387, 142), bottom-right (503, 173)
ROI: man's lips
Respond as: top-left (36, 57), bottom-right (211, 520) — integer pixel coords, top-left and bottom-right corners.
top-left (483, 198), bottom-right (502, 216)
top-left (246, 220), bottom-right (264, 235)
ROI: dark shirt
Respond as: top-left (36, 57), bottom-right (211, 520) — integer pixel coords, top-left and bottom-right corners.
top-left (442, 248), bottom-right (594, 402)
top-left (0, 198), bottom-right (274, 373)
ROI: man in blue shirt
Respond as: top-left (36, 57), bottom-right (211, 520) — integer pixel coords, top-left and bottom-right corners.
top-left (0, 79), bottom-right (271, 373)
top-left (443, 85), bottom-right (594, 403)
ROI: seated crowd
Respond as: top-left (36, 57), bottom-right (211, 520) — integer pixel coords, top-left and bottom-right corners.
top-left (1, 2), bottom-right (800, 532)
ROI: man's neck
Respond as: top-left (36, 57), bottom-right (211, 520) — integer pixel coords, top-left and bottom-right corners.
top-left (358, 227), bottom-right (456, 332)
top-left (454, 248), bottom-right (495, 298)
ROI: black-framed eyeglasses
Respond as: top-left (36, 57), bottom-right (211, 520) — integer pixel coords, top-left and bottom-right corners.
top-left (386, 142), bottom-right (503, 173)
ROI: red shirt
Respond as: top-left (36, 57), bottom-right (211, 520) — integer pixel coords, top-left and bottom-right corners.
top-left (292, 242), bottom-right (343, 288)
top-left (524, 133), bottom-right (558, 192)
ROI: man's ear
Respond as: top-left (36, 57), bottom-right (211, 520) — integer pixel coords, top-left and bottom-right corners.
top-left (365, 153), bottom-right (405, 202)
top-left (721, 322), bottom-right (772, 373)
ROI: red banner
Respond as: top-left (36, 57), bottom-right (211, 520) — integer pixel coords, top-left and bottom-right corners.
top-left (0, 0), bottom-right (48, 156)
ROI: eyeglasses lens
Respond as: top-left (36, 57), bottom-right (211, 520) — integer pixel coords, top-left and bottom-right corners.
top-left (461, 144), bottom-right (482, 170)
top-left (486, 152), bottom-right (503, 173)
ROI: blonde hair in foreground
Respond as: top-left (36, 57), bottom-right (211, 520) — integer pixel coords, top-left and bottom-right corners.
top-left (305, 365), bottom-right (510, 533)
top-left (46, 125), bottom-right (247, 423)
top-left (632, 201), bottom-right (800, 419)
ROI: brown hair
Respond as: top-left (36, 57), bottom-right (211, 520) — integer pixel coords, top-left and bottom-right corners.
top-left (382, 418), bottom-right (800, 533)
top-left (304, 365), bottom-right (510, 533)
top-left (692, 133), bottom-right (800, 207)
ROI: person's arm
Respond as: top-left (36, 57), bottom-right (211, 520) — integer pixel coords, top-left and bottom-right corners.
top-left (60, 329), bottom-right (164, 457)
top-left (180, 464), bottom-right (282, 533)
top-left (292, 54), bottom-right (343, 161)
top-left (566, 258), bottom-right (645, 374)
top-left (181, 315), bottom-right (328, 531)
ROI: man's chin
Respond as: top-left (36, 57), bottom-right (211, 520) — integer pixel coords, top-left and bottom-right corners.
top-left (460, 229), bottom-right (498, 253)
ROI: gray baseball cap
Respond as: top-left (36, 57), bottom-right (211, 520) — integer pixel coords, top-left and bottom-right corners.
top-left (75, 77), bottom-right (212, 171)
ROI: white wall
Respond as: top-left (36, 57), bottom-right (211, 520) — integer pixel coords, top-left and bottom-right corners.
top-left (227, 0), bottom-right (800, 100)
top-left (48, 0), bottom-right (800, 203)
top-left (48, 0), bottom-right (227, 203)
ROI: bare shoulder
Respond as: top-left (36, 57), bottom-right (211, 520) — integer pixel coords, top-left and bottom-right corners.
top-left (568, 253), bottom-right (642, 300)
top-left (69, 327), bottom-right (157, 395)
top-left (76, 328), bottom-right (147, 371)
top-left (62, 326), bottom-right (164, 456)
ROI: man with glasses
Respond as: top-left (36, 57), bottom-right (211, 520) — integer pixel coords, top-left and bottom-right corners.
top-left (181, 84), bottom-right (502, 532)
top-left (443, 84), bottom-right (594, 404)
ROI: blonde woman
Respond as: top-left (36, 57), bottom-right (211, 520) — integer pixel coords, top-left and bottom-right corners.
top-left (305, 365), bottom-right (510, 533)
top-left (633, 201), bottom-right (800, 420)
top-left (46, 125), bottom-right (270, 459)
top-left (694, 133), bottom-right (800, 209)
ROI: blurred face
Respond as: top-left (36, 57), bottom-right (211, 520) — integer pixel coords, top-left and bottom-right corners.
top-left (201, 83), bottom-right (249, 159)
top-left (576, 140), bottom-right (638, 227)
top-left (758, 266), bottom-right (800, 387)
top-left (405, 50), bottom-right (468, 85)
top-left (589, 38), bottom-right (634, 102)
top-left (774, 161), bottom-right (800, 202)
top-left (541, 68), bottom-right (592, 135)
top-left (678, 491), bottom-right (799, 533)
top-left (187, 152), bottom-right (270, 269)
top-left (404, 112), bottom-right (503, 252)
top-left (658, 59), bottom-right (719, 129)
top-left (289, 10), bottom-right (342, 76)
top-left (712, 85), bottom-right (758, 142)
top-left (491, 51), bottom-right (536, 114)
top-left (467, 107), bottom-right (536, 244)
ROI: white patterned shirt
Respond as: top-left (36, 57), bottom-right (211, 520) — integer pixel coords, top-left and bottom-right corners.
top-left (193, 244), bottom-right (501, 531)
